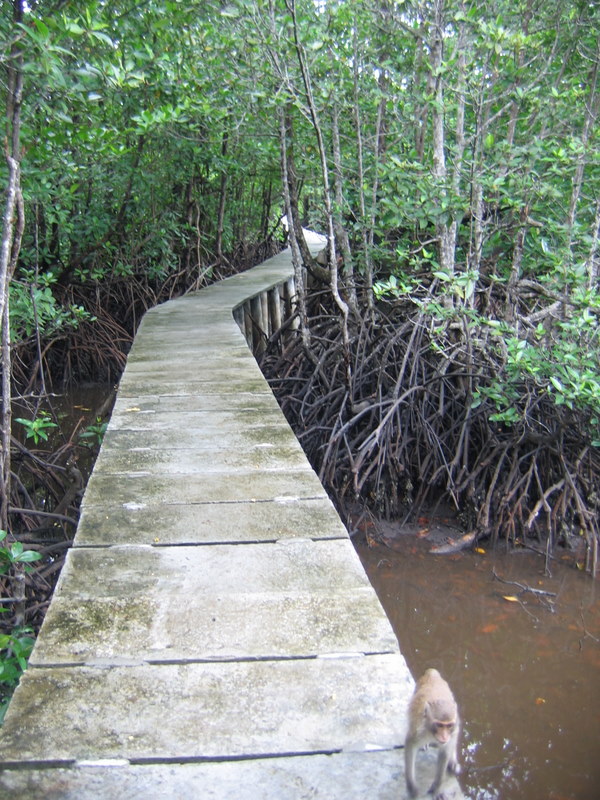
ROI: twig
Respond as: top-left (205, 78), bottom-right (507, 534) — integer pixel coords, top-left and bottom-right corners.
top-left (578, 607), bottom-right (599, 650)
top-left (492, 567), bottom-right (557, 597)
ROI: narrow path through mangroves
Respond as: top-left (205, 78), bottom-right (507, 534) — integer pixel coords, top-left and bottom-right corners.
top-left (0, 235), bottom-right (464, 799)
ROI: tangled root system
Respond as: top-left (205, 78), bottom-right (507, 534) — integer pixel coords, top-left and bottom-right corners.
top-left (260, 286), bottom-right (599, 572)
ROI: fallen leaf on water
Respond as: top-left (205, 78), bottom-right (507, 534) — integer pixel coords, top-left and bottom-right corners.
top-left (474, 547), bottom-right (486, 554)
top-left (535, 697), bottom-right (546, 705)
top-left (503, 595), bottom-right (519, 602)
top-left (480, 623), bottom-right (499, 634)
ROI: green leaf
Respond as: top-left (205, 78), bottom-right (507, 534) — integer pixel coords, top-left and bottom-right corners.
top-left (10, 542), bottom-right (24, 559)
top-left (34, 19), bottom-right (50, 38)
top-left (15, 550), bottom-right (43, 564)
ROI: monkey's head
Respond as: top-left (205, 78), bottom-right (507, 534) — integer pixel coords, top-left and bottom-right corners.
top-left (426, 700), bottom-right (458, 744)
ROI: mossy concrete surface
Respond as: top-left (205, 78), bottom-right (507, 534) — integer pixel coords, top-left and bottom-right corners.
top-left (0, 750), bottom-right (463, 800)
top-left (0, 233), bottom-right (462, 798)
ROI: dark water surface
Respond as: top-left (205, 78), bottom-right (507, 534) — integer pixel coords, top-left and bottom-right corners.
top-left (355, 530), bottom-right (600, 800)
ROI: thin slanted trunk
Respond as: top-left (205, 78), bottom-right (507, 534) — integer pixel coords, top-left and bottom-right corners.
top-left (215, 128), bottom-right (229, 264)
top-left (468, 58), bottom-right (493, 277)
top-left (0, 0), bottom-right (24, 531)
top-left (287, 0), bottom-right (351, 386)
top-left (566, 45), bottom-right (599, 251)
top-left (368, 90), bottom-right (386, 259)
top-left (331, 101), bottom-right (357, 314)
top-left (352, 23), bottom-right (374, 315)
top-left (281, 108), bottom-right (328, 284)
top-left (586, 197), bottom-right (600, 289)
top-left (448, 15), bottom-right (467, 301)
top-left (279, 107), bottom-right (310, 351)
top-left (506, 207), bottom-right (528, 323)
top-left (430, 0), bottom-right (455, 297)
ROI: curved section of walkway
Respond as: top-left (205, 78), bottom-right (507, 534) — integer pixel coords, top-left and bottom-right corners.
top-left (0, 237), bottom-right (437, 798)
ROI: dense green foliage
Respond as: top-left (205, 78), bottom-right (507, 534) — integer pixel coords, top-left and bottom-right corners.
top-left (1, 0), bottom-right (599, 551)
top-left (3, 1), bottom-right (283, 378)
top-left (0, 529), bottom-right (40, 722)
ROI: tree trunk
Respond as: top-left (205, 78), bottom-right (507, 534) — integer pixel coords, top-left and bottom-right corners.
top-left (352, 22), bottom-right (374, 316)
top-left (279, 107), bottom-right (310, 351)
top-left (215, 128), bottom-right (229, 264)
top-left (331, 101), bottom-right (357, 314)
top-left (0, 0), bottom-right (24, 532)
top-left (429, 0), bottom-right (455, 299)
top-left (287, 0), bottom-right (351, 388)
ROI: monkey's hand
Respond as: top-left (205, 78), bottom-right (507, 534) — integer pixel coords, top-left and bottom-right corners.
top-left (428, 781), bottom-right (450, 800)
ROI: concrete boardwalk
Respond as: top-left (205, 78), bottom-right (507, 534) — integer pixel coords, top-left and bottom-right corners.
top-left (0, 237), bottom-right (461, 798)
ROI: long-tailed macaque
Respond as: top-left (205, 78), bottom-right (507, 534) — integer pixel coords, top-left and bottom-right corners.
top-left (405, 668), bottom-right (460, 799)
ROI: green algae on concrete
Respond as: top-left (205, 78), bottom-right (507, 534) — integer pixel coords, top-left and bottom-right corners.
top-left (105, 408), bottom-right (289, 431)
top-left (74, 495), bottom-right (350, 546)
top-left (81, 469), bottom-right (329, 506)
top-left (91, 443), bottom-right (312, 475)
top-left (29, 540), bottom-right (400, 664)
top-left (111, 390), bottom-right (282, 415)
top-left (117, 374), bottom-right (272, 397)
top-left (0, 656), bottom-right (412, 763)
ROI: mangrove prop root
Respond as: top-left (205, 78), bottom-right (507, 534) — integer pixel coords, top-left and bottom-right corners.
top-left (260, 285), bottom-right (599, 573)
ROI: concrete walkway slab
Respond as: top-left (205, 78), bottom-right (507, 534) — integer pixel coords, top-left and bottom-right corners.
top-left (0, 750), bottom-right (464, 800)
top-left (118, 375), bottom-right (272, 396)
top-left (92, 442), bottom-right (313, 475)
top-left (30, 540), bottom-right (399, 664)
top-left (111, 391), bottom-right (283, 415)
top-left (106, 408), bottom-right (290, 431)
top-left (1, 656), bottom-right (411, 763)
top-left (97, 427), bottom-right (305, 457)
top-left (81, 469), bottom-right (330, 506)
top-left (74, 495), bottom-right (350, 546)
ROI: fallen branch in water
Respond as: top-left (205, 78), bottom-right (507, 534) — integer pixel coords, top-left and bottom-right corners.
top-left (429, 530), bottom-right (477, 555)
top-left (491, 567), bottom-right (557, 597)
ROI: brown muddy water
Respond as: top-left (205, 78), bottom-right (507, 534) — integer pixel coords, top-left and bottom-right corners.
top-left (354, 519), bottom-right (600, 800)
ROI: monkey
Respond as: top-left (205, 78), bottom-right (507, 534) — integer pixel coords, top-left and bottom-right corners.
top-left (404, 668), bottom-right (460, 800)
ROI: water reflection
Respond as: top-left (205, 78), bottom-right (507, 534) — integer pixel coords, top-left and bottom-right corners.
top-left (354, 530), bottom-right (600, 800)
